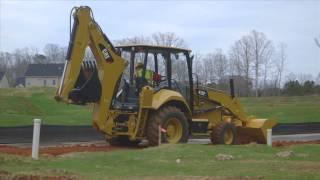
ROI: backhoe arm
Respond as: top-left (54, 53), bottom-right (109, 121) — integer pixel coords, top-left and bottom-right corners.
top-left (55, 6), bottom-right (127, 129)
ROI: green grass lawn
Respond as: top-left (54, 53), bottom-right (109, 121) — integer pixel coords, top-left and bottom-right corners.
top-left (0, 88), bottom-right (319, 126)
top-left (1, 144), bottom-right (320, 179)
top-left (240, 95), bottom-right (320, 123)
top-left (0, 88), bottom-right (92, 126)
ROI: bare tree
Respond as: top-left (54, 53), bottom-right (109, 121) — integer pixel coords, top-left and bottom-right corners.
top-left (115, 35), bottom-right (152, 66)
top-left (152, 32), bottom-right (187, 48)
top-left (192, 53), bottom-right (205, 84)
top-left (44, 43), bottom-right (65, 63)
top-left (275, 43), bottom-right (287, 93)
top-left (151, 32), bottom-right (187, 78)
top-left (261, 51), bottom-right (273, 93)
top-left (200, 49), bottom-right (228, 86)
top-left (151, 32), bottom-right (187, 79)
top-left (4, 47), bottom-right (38, 85)
top-left (212, 49), bottom-right (228, 83)
top-left (0, 52), bottom-right (12, 72)
top-left (249, 30), bottom-right (273, 97)
top-left (230, 36), bottom-right (253, 96)
top-left (114, 35), bottom-right (151, 46)
top-left (115, 33), bottom-right (188, 81)
top-left (229, 46), bottom-right (242, 77)
top-left (172, 55), bottom-right (188, 82)
top-left (202, 53), bottom-right (215, 84)
top-left (59, 47), bottom-right (68, 62)
top-left (262, 44), bottom-right (274, 94)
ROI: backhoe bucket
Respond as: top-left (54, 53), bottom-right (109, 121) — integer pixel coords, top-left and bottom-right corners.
top-left (237, 118), bottom-right (277, 144)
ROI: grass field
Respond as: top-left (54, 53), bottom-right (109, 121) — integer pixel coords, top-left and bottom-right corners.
top-left (241, 95), bottom-right (320, 123)
top-left (0, 88), bottom-right (319, 126)
top-left (0, 88), bottom-right (91, 126)
top-left (1, 144), bottom-right (320, 179)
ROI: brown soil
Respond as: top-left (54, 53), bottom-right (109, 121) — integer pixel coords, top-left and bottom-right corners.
top-left (272, 140), bottom-right (320, 147)
top-left (0, 144), bottom-right (135, 157)
top-left (1, 140), bottom-right (319, 157)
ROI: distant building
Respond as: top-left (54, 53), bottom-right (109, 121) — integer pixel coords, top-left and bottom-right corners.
top-left (0, 71), bottom-right (9, 88)
top-left (24, 64), bottom-right (64, 88)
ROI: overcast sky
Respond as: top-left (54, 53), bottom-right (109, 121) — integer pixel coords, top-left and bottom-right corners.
top-left (0, 0), bottom-right (319, 76)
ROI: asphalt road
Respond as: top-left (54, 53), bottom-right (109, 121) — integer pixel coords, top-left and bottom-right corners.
top-left (1, 123), bottom-right (320, 145)
top-left (272, 133), bottom-right (320, 142)
top-left (188, 134), bottom-right (320, 144)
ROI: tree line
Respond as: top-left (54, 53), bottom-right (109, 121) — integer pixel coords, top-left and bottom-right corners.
top-left (115, 31), bottom-right (320, 97)
top-left (0, 31), bottom-right (319, 97)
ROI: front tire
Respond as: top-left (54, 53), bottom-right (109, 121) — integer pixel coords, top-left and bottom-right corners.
top-left (211, 122), bottom-right (237, 145)
top-left (146, 106), bottom-right (189, 146)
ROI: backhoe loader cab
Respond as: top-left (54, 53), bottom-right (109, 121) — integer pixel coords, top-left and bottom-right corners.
top-left (113, 45), bottom-right (194, 112)
top-left (55, 6), bottom-right (277, 146)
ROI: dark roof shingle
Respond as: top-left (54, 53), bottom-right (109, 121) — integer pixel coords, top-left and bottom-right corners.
top-left (25, 64), bottom-right (64, 77)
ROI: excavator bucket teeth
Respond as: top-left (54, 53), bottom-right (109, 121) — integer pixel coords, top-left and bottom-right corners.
top-left (237, 118), bottom-right (277, 144)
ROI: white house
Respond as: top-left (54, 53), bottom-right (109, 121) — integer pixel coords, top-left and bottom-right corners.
top-left (0, 71), bottom-right (9, 88)
top-left (24, 64), bottom-right (64, 88)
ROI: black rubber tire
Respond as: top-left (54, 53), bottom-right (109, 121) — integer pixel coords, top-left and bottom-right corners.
top-left (211, 122), bottom-right (237, 145)
top-left (107, 136), bottom-right (141, 147)
top-left (146, 106), bottom-right (189, 146)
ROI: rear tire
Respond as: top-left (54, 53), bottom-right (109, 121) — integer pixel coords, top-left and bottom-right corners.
top-left (146, 106), bottom-right (189, 146)
top-left (211, 122), bottom-right (237, 145)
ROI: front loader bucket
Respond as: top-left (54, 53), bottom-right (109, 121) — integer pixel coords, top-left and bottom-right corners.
top-left (237, 118), bottom-right (277, 144)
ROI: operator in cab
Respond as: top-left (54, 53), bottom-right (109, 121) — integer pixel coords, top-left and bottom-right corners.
top-left (135, 62), bottom-right (161, 91)
top-left (135, 63), bottom-right (154, 85)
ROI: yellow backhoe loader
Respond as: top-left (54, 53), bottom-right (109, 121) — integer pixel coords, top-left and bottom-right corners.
top-left (55, 6), bottom-right (277, 146)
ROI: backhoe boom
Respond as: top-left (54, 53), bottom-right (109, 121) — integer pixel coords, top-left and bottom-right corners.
top-left (55, 6), bottom-right (127, 131)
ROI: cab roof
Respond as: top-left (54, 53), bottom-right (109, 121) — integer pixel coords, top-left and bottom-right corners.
top-left (116, 44), bottom-right (191, 54)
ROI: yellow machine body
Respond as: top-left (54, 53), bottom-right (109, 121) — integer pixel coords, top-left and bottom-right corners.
top-left (192, 86), bottom-right (276, 143)
top-left (55, 6), bottom-right (277, 145)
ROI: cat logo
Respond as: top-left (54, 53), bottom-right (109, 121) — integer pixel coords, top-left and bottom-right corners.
top-left (99, 44), bottom-right (113, 63)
